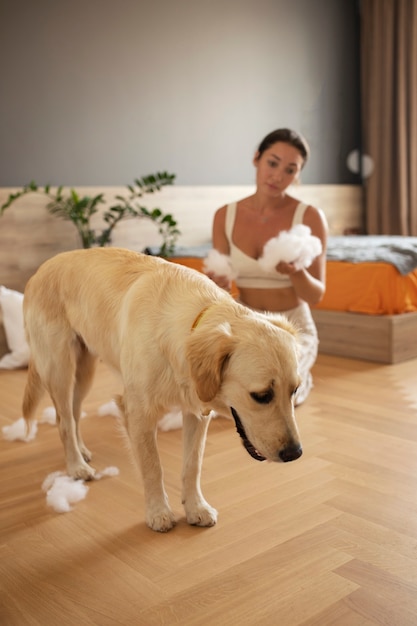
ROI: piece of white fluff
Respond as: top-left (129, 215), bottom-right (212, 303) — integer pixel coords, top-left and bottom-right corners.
top-left (158, 409), bottom-right (221, 431)
top-left (39, 406), bottom-right (57, 425)
top-left (2, 417), bottom-right (37, 442)
top-left (39, 406), bottom-right (87, 425)
top-left (258, 224), bottom-right (322, 272)
top-left (98, 400), bottom-right (121, 418)
top-left (99, 402), bottom-right (184, 432)
top-left (158, 409), bottom-right (184, 431)
top-left (99, 405), bottom-right (199, 432)
top-left (42, 472), bottom-right (89, 513)
top-left (203, 249), bottom-right (237, 282)
top-left (98, 401), bottom-right (192, 432)
top-left (42, 466), bottom-right (120, 513)
top-left (2, 406), bottom-right (93, 443)
top-left (95, 466), bottom-right (120, 480)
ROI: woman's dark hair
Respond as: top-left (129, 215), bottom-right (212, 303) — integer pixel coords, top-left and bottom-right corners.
top-left (257, 128), bottom-right (310, 165)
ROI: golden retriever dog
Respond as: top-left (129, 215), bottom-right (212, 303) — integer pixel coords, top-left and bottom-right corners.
top-left (22, 248), bottom-right (302, 532)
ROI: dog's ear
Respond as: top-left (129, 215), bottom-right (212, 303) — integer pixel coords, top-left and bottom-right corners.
top-left (186, 323), bottom-right (236, 403)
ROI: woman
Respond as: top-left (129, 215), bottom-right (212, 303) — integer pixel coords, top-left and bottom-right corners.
top-left (207, 128), bottom-right (328, 404)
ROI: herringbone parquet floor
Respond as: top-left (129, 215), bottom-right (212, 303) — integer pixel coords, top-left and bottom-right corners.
top-left (1, 354), bottom-right (417, 625)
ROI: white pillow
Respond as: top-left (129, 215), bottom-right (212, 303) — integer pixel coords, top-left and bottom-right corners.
top-left (0, 286), bottom-right (30, 369)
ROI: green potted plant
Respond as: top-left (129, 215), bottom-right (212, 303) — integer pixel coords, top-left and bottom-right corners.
top-left (1, 172), bottom-right (180, 257)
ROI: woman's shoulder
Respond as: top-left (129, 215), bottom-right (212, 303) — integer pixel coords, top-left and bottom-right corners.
top-left (213, 202), bottom-right (236, 232)
top-left (302, 202), bottom-right (327, 221)
top-left (301, 203), bottom-right (329, 237)
top-left (287, 194), bottom-right (325, 221)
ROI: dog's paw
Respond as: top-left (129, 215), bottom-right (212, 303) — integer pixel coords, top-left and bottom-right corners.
top-left (185, 500), bottom-right (218, 527)
top-left (146, 507), bottom-right (177, 533)
top-left (69, 462), bottom-right (96, 482)
top-left (80, 445), bottom-right (93, 463)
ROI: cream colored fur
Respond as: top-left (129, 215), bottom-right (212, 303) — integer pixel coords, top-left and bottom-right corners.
top-left (22, 248), bottom-right (302, 532)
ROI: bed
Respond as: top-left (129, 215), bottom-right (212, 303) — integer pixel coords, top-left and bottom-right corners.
top-left (169, 236), bottom-right (417, 364)
top-left (308, 236), bottom-right (417, 364)
top-left (315, 236), bottom-right (417, 315)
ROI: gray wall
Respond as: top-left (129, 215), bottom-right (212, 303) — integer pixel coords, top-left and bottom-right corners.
top-left (0, 0), bottom-right (360, 186)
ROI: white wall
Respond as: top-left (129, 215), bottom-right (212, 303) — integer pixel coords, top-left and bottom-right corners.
top-left (0, 0), bottom-right (360, 186)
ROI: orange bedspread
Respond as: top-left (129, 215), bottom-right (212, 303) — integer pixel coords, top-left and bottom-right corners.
top-left (312, 261), bottom-right (417, 315)
top-left (170, 257), bottom-right (417, 316)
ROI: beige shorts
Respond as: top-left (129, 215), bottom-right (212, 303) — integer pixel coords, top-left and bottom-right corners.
top-left (281, 303), bottom-right (318, 404)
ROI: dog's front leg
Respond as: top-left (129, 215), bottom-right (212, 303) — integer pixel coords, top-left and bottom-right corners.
top-left (127, 421), bottom-right (176, 532)
top-left (182, 412), bottom-right (218, 527)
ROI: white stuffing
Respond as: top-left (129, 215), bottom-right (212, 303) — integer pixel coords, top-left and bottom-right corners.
top-left (2, 417), bottom-right (37, 442)
top-left (2, 402), bottom-right (223, 441)
top-left (42, 466), bottom-right (120, 513)
top-left (202, 228), bottom-right (322, 283)
top-left (39, 406), bottom-right (57, 425)
top-left (158, 410), bottom-right (184, 431)
top-left (158, 409), bottom-right (222, 431)
top-left (38, 400), bottom-right (218, 434)
top-left (203, 249), bottom-right (238, 282)
top-left (98, 400), bottom-right (121, 418)
top-left (98, 401), bottom-right (197, 432)
top-left (39, 406), bottom-right (87, 424)
top-left (95, 466), bottom-right (120, 479)
top-left (2, 408), bottom-right (90, 442)
top-left (258, 224), bottom-right (322, 272)
top-left (42, 472), bottom-right (89, 513)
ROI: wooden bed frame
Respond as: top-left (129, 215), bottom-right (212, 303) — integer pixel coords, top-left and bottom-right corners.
top-left (311, 309), bottom-right (417, 364)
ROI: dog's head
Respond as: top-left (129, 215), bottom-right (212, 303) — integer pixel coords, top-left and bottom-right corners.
top-left (186, 307), bottom-right (302, 463)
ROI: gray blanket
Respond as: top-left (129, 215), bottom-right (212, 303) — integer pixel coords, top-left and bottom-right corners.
top-left (327, 236), bottom-right (417, 275)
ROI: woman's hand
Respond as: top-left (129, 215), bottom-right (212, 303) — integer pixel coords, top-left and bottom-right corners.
top-left (275, 261), bottom-right (299, 275)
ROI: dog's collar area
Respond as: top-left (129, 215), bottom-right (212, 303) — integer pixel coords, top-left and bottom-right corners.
top-left (191, 306), bottom-right (212, 330)
top-left (230, 407), bottom-right (266, 462)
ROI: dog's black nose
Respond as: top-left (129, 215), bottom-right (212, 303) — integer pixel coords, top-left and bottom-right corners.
top-left (279, 444), bottom-right (303, 462)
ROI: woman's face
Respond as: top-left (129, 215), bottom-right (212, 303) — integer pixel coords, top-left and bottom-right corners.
top-left (254, 141), bottom-right (304, 195)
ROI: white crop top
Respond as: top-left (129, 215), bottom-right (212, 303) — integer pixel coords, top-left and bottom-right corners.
top-left (225, 201), bottom-right (308, 289)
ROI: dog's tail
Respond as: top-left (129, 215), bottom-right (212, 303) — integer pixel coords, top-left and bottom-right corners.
top-left (22, 361), bottom-right (44, 438)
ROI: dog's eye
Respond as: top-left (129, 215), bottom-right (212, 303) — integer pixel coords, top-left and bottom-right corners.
top-left (250, 389), bottom-right (274, 404)
top-left (292, 386), bottom-right (299, 397)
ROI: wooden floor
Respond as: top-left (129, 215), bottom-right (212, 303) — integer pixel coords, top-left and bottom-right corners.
top-left (1, 354), bottom-right (417, 625)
